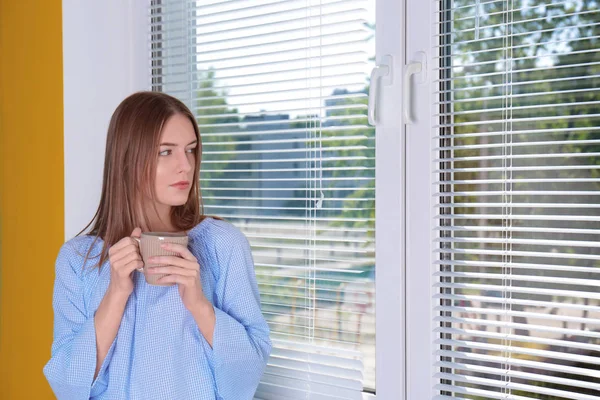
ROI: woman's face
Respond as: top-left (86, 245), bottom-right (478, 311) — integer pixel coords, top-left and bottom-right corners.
top-left (154, 113), bottom-right (198, 208)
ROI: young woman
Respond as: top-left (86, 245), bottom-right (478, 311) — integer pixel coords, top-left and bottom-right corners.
top-left (43, 92), bottom-right (271, 399)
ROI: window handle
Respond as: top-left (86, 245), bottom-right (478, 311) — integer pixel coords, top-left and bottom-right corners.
top-left (403, 61), bottom-right (422, 125)
top-left (368, 55), bottom-right (393, 126)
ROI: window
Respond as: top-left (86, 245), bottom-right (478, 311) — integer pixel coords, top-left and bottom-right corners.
top-left (406, 0), bottom-right (600, 398)
top-left (151, 0), bottom-right (377, 397)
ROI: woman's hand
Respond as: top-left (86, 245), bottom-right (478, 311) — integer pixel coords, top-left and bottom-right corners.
top-left (146, 243), bottom-right (209, 312)
top-left (107, 227), bottom-right (143, 297)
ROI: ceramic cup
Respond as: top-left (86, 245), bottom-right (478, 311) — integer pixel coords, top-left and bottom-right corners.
top-left (134, 232), bottom-right (189, 286)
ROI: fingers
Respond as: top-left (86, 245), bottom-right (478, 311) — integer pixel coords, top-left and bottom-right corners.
top-left (147, 265), bottom-right (197, 277)
top-left (109, 236), bottom-right (139, 255)
top-left (131, 227), bottom-right (142, 238)
top-left (156, 274), bottom-right (194, 286)
top-left (159, 243), bottom-right (196, 262)
top-left (124, 258), bottom-right (144, 274)
top-left (111, 243), bottom-right (141, 265)
top-left (147, 255), bottom-right (196, 269)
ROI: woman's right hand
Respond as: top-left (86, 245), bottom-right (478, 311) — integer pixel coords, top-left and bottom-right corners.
top-left (107, 227), bottom-right (143, 296)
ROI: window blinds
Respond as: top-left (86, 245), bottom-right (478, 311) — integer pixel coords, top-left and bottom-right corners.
top-left (434, 0), bottom-right (600, 399)
top-left (150, 0), bottom-right (375, 398)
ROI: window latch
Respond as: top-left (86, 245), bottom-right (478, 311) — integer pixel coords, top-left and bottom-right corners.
top-left (368, 54), bottom-right (393, 126)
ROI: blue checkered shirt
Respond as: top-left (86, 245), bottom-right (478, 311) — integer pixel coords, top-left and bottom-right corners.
top-left (43, 218), bottom-right (271, 399)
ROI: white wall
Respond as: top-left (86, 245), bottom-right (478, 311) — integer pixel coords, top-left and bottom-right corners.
top-left (62, 0), bottom-right (150, 240)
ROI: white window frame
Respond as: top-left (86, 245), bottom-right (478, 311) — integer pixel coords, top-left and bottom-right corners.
top-left (374, 0), bottom-right (409, 398)
top-left (402, 0), bottom-right (436, 398)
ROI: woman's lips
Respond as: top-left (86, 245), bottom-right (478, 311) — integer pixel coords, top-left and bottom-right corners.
top-left (171, 182), bottom-right (190, 190)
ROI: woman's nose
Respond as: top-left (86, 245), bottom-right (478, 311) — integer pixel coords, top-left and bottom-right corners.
top-left (177, 151), bottom-right (193, 172)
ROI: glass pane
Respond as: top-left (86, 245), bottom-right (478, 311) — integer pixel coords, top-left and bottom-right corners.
top-left (153, 0), bottom-right (377, 393)
top-left (437, 0), bottom-right (600, 398)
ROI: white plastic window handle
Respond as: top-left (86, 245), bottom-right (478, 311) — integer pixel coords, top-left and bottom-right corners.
top-left (403, 61), bottom-right (422, 125)
top-left (368, 55), bottom-right (393, 126)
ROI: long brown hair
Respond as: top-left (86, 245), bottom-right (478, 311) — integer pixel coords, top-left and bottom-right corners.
top-left (78, 91), bottom-right (206, 269)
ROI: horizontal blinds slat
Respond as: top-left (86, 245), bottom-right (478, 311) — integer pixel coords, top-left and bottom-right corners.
top-left (436, 362), bottom-right (600, 393)
top-left (152, 38), bottom-right (367, 65)
top-left (158, 51), bottom-right (367, 76)
top-left (203, 144), bottom-right (370, 155)
top-left (435, 282), bottom-right (600, 302)
top-left (150, 0), bottom-right (298, 17)
top-left (192, 93), bottom-right (367, 112)
top-left (203, 134), bottom-right (370, 146)
top-left (236, 222), bottom-right (371, 234)
top-left (433, 72), bottom-right (600, 95)
top-left (434, 33), bottom-right (600, 59)
top-left (433, 384), bottom-right (536, 400)
top-left (433, 8), bottom-right (599, 39)
top-left (435, 139), bottom-right (600, 151)
top-left (435, 271), bottom-right (600, 287)
top-left (434, 152), bottom-right (600, 163)
top-left (181, 81), bottom-right (369, 101)
top-left (434, 18), bottom-right (600, 45)
top-left (152, 17), bottom-right (366, 48)
top-left (434, 60), bottom-right (600, 86)
top-left (203, 186), bottom-right (372, 193)
top-left (434, 373), bottom-right (597, 400)
top-left (435, 327), bottom-right (600, 353)
top-left (433, 0), bottom-right (576, 20)
top-left (271, 339), bottom-right (362, 359)
top-left (433, 48), bottom-right (599, 75)
top-left (244, 241), bottom-right (372, 253)
top-left (433, 190), bottom-right (600, 196)
top-left (435, 306), bottom-right (600, 327)
top-left (434, 293), bottom-right (600, 313)
top-left (434, 350), bottom-right (600, 381)
top-left (203, 177), bottom-right (371, 183)
top-left (434, 202), bottom-right (600, 208)
top-left (259, 275), bottom-right (372, 289)
top-left (153, 4), bottom-right (366, 33)
top-left (187, 0), bottom-right (365, 28)
top-left (157, 26), bottom-right (368, 57)
top-left (434, 87), bottom-right (600, 108)
top-left (203, 166), bottom-right (373, 174)
top-left (264, 365), bottom-right (361, 389)
top-left (264, 311), bottom-right (373, 327)
top-left (435, 113), bottom-right (600, 129)
top-left (175, 71), bottom-right (366, 93)
top-left (434, 237), bottom-right (600, 249)
top-left (433, 260), bottom-right (600, 275)
top-left (202, 156), bottom-right (374, 165)
top-left (434, 179), bottom-right (600, 185)
top-left (201, 129), bottom-right (370, 140)
top-left (434, 214), bottom-right (600, 222)
top-left (433, 166), bottom-right (600, 174)
top-left (187, 62), bottom-right (366, 87)
top-left (258, 374), bottom-right (362, 399)
top-left (248, 233), bottom-right (371, 243)
top-left (434, 37), bottom-right (599, 66)
top-left (195, 105), bottom-right (367, 123)
top-left (263, 306), bottom-right (368, 321)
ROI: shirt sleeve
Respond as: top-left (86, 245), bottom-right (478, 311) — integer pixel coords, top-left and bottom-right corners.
top-left (198, 225), bottom-right (272, 400)
top-left (43, 241), bottom-right (117, 399)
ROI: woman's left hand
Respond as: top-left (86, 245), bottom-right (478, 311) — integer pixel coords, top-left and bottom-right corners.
top-left (147, 243), bottom-right (209, 312)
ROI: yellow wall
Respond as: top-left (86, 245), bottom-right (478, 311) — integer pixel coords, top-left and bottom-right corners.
top-left (0, 0), bottom-right (63, 398)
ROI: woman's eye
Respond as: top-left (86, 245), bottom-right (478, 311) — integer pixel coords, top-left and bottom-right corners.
top-left (159, 149), bottom-right (171, 156)
top-left (186, 148), bottom-right (196, 154)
